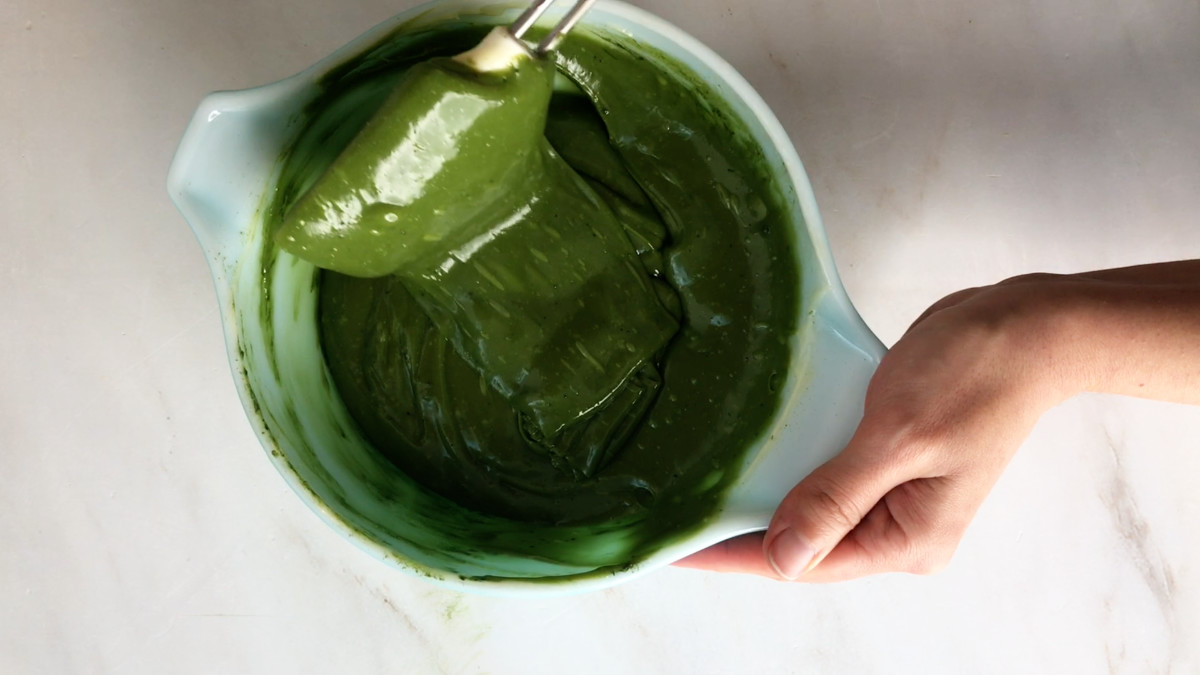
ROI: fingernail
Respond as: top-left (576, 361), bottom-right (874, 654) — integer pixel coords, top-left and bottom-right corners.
top-left (767, 529), bottom-right (815, 580)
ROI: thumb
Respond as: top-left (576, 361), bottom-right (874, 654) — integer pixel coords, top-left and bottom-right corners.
top-left (764, 442), bottom-right (904, 580)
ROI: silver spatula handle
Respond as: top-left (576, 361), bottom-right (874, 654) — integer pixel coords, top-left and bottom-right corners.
top-left (509, 0), bottom-right (598, 53)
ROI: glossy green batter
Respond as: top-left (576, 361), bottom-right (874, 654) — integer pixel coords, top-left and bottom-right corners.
top-left (266, 21), bottom-right (799, 531)
top-left (277, 47), bottom-right (680, 452)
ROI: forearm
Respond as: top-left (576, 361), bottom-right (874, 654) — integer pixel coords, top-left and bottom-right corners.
top-left (1071, 259), bottom-right (1200, 286)
top-left (1034, 261), bottom-right (1200, 405)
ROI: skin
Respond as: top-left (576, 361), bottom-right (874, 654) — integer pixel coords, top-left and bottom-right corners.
top-left (677, 260), bottom-right (1200, 581)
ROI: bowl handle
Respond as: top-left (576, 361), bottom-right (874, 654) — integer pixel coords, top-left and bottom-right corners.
top-left (695, 289), bottom-right (885, 541)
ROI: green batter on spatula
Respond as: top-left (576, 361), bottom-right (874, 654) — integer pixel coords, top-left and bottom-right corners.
top-left (275, 27), bottom-right (679, 445)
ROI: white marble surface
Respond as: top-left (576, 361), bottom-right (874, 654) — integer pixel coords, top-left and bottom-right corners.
top-left (3, 0), bottom-right (1199, 672)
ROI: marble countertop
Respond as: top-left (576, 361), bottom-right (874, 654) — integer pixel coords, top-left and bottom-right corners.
top-left (3, 0), bottom-right (1199, 672)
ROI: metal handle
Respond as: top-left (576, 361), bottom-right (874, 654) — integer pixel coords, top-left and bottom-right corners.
top-left (508, 0), bottom-right (598, 53)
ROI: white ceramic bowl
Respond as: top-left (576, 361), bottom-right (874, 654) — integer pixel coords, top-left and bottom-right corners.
top-left (167, 0), bottom-right (884, 596)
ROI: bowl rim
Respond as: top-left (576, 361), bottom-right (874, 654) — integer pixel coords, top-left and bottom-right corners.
top-left (168, 0), bottom-right (879, 596)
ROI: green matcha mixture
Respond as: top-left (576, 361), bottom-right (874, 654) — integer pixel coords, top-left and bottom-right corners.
top-left (266, 21), bottom-right (799, 533)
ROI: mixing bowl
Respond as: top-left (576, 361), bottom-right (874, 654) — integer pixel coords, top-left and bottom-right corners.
top-left (167, 0), bottom-right (884, 595)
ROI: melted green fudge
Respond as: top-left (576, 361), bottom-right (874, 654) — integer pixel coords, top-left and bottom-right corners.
top-left (265, 22), bottom-right (800, 529)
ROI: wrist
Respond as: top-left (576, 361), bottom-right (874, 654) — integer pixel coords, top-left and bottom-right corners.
top-left (1009, 271), bottom-right (1200, 405)
top-left (988, 273), bottom-right (1105, 406)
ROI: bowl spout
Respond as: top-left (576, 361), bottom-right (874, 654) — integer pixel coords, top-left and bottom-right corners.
top-left (167, 84), bottom-right (309, 274)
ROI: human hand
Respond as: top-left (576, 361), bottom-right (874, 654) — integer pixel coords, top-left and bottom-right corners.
top-left (678, 261), bottom-right (1200, 581)
top-left (676, 275), bottom-right (1088, 581)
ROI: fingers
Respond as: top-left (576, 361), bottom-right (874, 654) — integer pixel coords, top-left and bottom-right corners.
top-left (672, 532), bottom-right (773, 576)
top-left (676, 470), bottom-right (983, 582)
top-left (762, 434), bottom-right (913, 580)
top-left (797, 476), bottom-right (969, 582)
